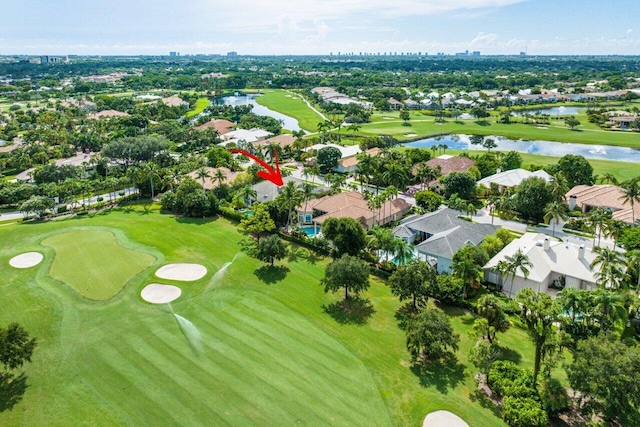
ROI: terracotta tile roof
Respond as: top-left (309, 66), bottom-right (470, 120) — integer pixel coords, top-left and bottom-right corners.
top-left (89, 110), bottom-right (130, 119)
top-left (195, 119), bottom-right (235, 135)
top-left (186, 166), bottom-right (239, 190)
top-left (299, 191), bottom-right (410, 225)
top-left (567, 184), bottom-right (640, 224)
top-left (161, 96), bottom-right (189, 107)
top-left (338, 147), bottom-right (382, 169)
top-left (422, 155), bottom-right (475, 176)
top-left (254, 134), bottom-right (297, 147)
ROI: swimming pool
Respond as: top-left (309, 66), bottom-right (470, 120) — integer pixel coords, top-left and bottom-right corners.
top-left (301, 226), bottom-right (320, 237)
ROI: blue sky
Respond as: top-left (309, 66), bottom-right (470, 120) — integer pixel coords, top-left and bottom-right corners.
top-left (1, 0), bottom-right (638, 55)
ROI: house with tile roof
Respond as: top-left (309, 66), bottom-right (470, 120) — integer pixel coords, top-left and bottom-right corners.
top-left (296, 191), bottom-right (410, 231)
top-left (186, 167), bottom-right (240, 190)
top-left (195, 119), bottom-right (235, 135)
top-left (484, 232), bottom-right (598, 298)
top-left (89, 110), bottom-right (130, 120)
top-left (566, 184), bottom-right (640, 225)
top-left (477, 168), bottom-right (552, 192)
top-left (393, 207), bottom-right (499, 273)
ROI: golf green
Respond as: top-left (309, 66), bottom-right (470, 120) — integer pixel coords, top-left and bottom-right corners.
top-left (42, 229), bottom-right (155, 300)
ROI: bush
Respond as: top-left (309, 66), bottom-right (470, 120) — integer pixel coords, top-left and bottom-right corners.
top-left (502, 396), bottom-right (548, 427)
top-left (539, 378), bottom-right (570, 416)
top-left (487, 361), bottom-right (533, 397)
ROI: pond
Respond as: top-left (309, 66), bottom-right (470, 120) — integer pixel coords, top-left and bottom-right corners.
top-left (403, 134), bottom-right (640, 163)
top-left (211, 93), bottom-right (304, 132)
top-left (511, 106), bottom-right (583, 116)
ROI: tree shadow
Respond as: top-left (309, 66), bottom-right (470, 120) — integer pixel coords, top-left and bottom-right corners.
top-left (469, 389), bottom-right (502, 419)
top-left (496, 345), bottom-right (522, 364)
top-left (254, 265), bottom-right (290, 284)
top-left (293, 247), bottom-right (323, 265)
top-left (475, 120), bottom-right (491, 127)
top-left (410, 354), bottom-right (466, 394)
top-left (395, 303), bottom-right (419, 331)
top-left (174, 216), bottom-right (219, 225)
top-left (322, 297), bottom-right (375, 325)
top-left (0, 372), bottom-right (28, 412)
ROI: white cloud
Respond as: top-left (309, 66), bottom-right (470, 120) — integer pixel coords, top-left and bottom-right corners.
top-left (627, 29), bottom-right (633, 35)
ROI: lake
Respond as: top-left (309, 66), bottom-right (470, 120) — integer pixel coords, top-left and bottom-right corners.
top-left (211, 94), bottom-right (304, 132)
top-left (404, 134), bottom-right (640, 163)
top-left (512, 106), bottom-right (582, 116)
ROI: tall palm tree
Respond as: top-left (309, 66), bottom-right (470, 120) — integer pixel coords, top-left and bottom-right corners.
top-left (504, 249), bottom-right (533, 298)
top-left (239, 185), bottom-right (257, 206)
top-left (625, 249), bottom-right (640, 291)
top-left (557, 287), bottom-right (583, 323)
top-left (549, 173), bottom-right (570, 203)
top-left (592, 289), bottom-right (626, 331)
top-left (367, 226), bottom-right (395, 261)
top-left (619, 177), bottom-right (640, 226)
top-left (588, 208), bottom-right (612, 247)
top-left (543, 201), bottom-right (568, 237)
top-left (214, 169), bottom-right (226, 187)
top-left (392, 238), bottom-right (414, 266)
top-left (276, 181), bottom-right (303, 230)
top-left (599, 173), bottom-right (619, 185)
top-left (590, 247), bottom-right (627, 290)
top-left (452, 249), bottom-right (483, 299)
top-left (142, 162), bottom-right (162, 199)
top-left (195, 167), bottom-right (210, 186)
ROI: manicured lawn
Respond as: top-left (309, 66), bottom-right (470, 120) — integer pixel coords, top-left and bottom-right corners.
top-left (360, 112), bottom-right (640, 148)
top-left (42, 229), bottom-right (155, 300)
top-left (254, 89), bottom-right (325, 132)
top-left (185, 98), bottom-right (210, 118)
top-left (0, 205), bottom-right (560, 426)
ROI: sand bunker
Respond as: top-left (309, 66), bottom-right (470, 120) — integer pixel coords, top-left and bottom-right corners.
top-left (9, 252), bottom-right (44, 268)
top-left (141, 284), bottom-right (182, 304)
top-left (155, 263), bottom-right (207, 281)
top-left (423, 411), bottom-right (469, 427)
top-left (405, 133), bottom-right (418, 137)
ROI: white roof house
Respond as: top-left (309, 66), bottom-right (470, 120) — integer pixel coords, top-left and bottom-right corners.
top-left (477, 168), bottom-right (552, 189)
top-left (484, 233), bottom-right (598, 298)
top-left (305, 143), bottom-right (361, 159)
top-left (219, 128), bottom-right (272, 146)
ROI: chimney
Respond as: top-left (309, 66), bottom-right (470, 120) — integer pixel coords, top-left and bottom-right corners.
top-left (543, 237), bottom-right (550, 251)
top-left (578, 245), bottom-right (585, 259)
top-left (568, 195), bottom-right (577, 210)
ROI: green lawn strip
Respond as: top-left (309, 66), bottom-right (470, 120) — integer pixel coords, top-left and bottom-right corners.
top-left (254, 89), bottom-right (324, 132)
top-left (185, 97), bottom-right (210, 118)
top-left (41, 228), bottom-right (155, 300)
top-left (360, 112), bottom-right (640, 147)
top-left (0, 206), bottom-right (567, 425)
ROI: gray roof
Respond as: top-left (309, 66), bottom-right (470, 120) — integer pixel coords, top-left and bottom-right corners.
top-left (392, 224), bottom-right (415, 238)
top-left (415, 226), bottom-right (492, 259)
top-left (398, 207), bottom-right (498, 236)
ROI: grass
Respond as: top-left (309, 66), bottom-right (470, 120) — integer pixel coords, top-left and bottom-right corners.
top-left (41, 229), bottom-right (155, 300)
top-left (185, 98), bottom-right (210, 118)
top-left (0, 204), bottom-right (568, 426)
top-left (254, 89), bottom-right (325, 132)
top-left (361, 111), bottom-right (640, 148)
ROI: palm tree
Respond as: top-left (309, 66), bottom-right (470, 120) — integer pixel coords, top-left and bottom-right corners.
top-left (504, 249), bottom-right (533, 298)
top-left (142, 162), bottom-right (162, 199)
top-left (599, 173), bottom-right (619, 185)
top-left (392, 238), bottom-right (414, 265)
top-left (214, 169), bottom-right (226, 187)
top-left (557, 287), bottom-right (582, 323)
top-left (590, 247), bottom-right (626, 290)
top-left (619, 177), bottom-right (640, 226)
top-left (276, 181), bottom-right (303, 231)
top-left (625, 249), bottom-right (640, 291)
top-left (195, 167), bottom-right (210, 186)
top-left (543, 201), bottom-right (568, 237)
top-left (592, 289), bottom-right (626, 331)
top-left (603, 219), bottom-right (627, 248)
top-left (367, 226), bottom-right (395, 261)
top-left (239, 185), bottom-right (257, 206)
top-left (452, 250), bottom-right (483, 299)
top-left (588, 208), bottom-right (612, 247)
top-left (549, 173), bottom-right (570, 203)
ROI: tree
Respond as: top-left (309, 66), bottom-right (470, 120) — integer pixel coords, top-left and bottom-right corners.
top-left (322, 217), bottom-right (367, 258)
top-left (240, 203), bottom-right (275, 238)
top-left (414, 190), bottom-right (443, 211)
top-left (388, 260), bottom-right (435, 309)
top-left (619, 177), bottom-right (640, 226)
top-left (316, 146), bottom-right (342, 174)
top-left (399, 110), bottom-right (411, 125)
top-left (516, 288), bottom-right (561, 384)
top-left (566, 333), bottom-right (640, 421)
top-left (590, 247), bottom-right (626, 290)
top-left (475, 294), bottom-right (510, 343)
top-left (592, 289), bottom-right (626, 331)
top-left (452, 245), bottom-right (488, 299)
top-left (471, 107), bottom-right (490, 121)
top-left (249, 234), bottom-right (288, 266)
top-left (557, 154), bottom-right (594, 187)
top-left (513, 177), bottom-right (553, 222)
top-left (482, 138), bottom-right (497, 152)
top-left (442, 171), bottom-right (476, 200)
top-left (501, 151), bottom-right (522, 171)
top-left (502, 396), bottom-right (548, 427)
top-left (195, 167), bottom-right (211, 186)
top-left (19, 195), bottom-right (55, 219)
top-left (543, 201), bottom-right (568, 237)
top-left (0, 323), bottom-right (37, 374)
top-left (275, 180), bottom-right (303, 230)
top-left (405, 309), bottom-right (460, 363)
top-left (468, 339), bottom-right (502, 375)
top-left (504, 249), bottom-right (533, 298)
top-left (564, 116), bottom-right (581, 130)
top-left (321, 255), bottom-right (370, 300)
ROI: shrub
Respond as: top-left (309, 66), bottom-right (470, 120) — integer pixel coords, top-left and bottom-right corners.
top-left (539, 378), bottom-right (570, 416)
top-left (502, 396), bottom-right (548, 427)
top-left (487, 361), bottom-right (533, 397)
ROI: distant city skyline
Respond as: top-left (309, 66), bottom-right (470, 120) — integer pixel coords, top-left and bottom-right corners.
top-left (2, 0), bottom-right (639, 56)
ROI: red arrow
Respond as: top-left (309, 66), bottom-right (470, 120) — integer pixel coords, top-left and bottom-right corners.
top-left (228, 148), bottom-right (284, 186)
